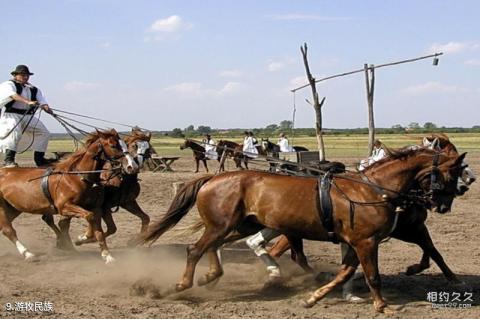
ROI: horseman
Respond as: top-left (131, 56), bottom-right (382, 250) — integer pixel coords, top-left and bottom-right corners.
top-left (358, 139), bottom-right (386, 171)
top-left (0, 65), bottom-right (55, 167)
top-left (202, 134), bottom-right (218, 160)
top-left (277, 132), bottom-right (294, 152)
top-left (243, 131), bottom-right (258, 158)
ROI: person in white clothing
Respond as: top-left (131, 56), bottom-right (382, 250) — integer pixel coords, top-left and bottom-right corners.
top-left (358, 139), bottom-right (386, 171)
top-left (0, 65), bottom-right (54, 167)
top-left (242, 131), bottom-right (258, 158)
top-left (277, 132), bottom-right (294, 152)
top-left (202, 134), bottom-right (218, 160)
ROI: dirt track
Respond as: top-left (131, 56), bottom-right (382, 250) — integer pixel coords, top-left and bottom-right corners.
top-left (0, 155), bottom-right (478, 319)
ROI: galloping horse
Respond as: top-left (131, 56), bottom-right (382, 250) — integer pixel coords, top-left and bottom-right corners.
top-left (180, 139), bottom-right (209, 173)
top-left (269, 136), bottom-right (476, 284)
top-left (0, 129), bottom-right (137, 263)
top-left (141, 148), bottom-right (465, 312)
top-left (216, 140), bottom-right (240, 172)
top-left (71, 128), bottom-right (154, 246)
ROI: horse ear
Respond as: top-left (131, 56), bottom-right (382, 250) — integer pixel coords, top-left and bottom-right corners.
top-left (454, 152), bottom-right (467, 166)
top-left (146, 131), bottom-right (152, 140)
top-left (422, 137), bottom-right (430, 147)
top-left (432, 138), bottom-right (440, 150)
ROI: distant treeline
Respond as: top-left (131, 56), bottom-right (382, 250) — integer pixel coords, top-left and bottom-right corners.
top-left (50, 124), bottom-right (480, 139)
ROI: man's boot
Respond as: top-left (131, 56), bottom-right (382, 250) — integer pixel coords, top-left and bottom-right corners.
top-left (4, 149), bottom-right (18, 168)
top-left (34, 151), bottom-right (56, 167)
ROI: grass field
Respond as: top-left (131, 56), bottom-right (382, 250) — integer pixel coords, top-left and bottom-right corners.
top-left (32, 132), bottom-right (480, 160)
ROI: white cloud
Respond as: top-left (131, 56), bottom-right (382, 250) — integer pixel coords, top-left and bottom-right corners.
top-left (266, 14), bottom-right (351, 21)
top-left (219, 69), bottom-right (243, 77)
top-left (267, 57), bottom-right (296, 72)
top-left (145, 15), bottom-right (193, 42)
top-left (428, 41), bottom-right (479, 54)
top-left (64, 81), bottom-right (99, 92)
top-left (163, 81), bottom-right (243, 98)
top-left (402, 81), bottom-right (466, 95)
top-left (465, 59), bottom-right (480, 66)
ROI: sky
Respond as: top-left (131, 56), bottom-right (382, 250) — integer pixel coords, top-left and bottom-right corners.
top-left (1, 0), bottom-right (479, 132)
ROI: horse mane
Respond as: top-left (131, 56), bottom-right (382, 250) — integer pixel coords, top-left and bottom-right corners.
top-left (124, 129), bottom-right (150, 144)
top-left (364, 146), bottom-right (434, 172)
top-left (53, 130), bottom-right (116, 171)
top-left (424, 133), bottom-right (457, 152)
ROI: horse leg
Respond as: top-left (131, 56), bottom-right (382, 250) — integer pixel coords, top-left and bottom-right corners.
top-left (269, 235), bottom-right (291, 258)
top-left (303, 243), bottom-right (359, 308)
top-left (175, 227), bottom-right (229, 292)
top-left (203, 159), bottom-right (209, 173)
top-left (287, 236), bottom-right (315, 274)
top-left (41, 214), bottom-right (63, 246)
top-left (397, 224), bottom-right (460, 283)
top-left (0, 204), bottom-right (35, 260)
top-left (74, 216), bottom-right (96, 246)
top-left (122, 200), bottom-right (150, 234)
top-left (41, 215), bottom-right (75, 251)
top-left (60, 204), bottom-right (114, 263)
top-left (354, 239), bottom-right (389, 313)
top-left (197, 248), bottom-right (224, 286)
top-left (195, 159), bottom-right (199, 173)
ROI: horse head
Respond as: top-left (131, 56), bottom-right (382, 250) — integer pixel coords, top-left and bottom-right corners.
top-left (415, 151), bottom-right (468, 214)
top-left (124, 128), bottom-right (153, 169)
top-left (86, 129), bottom-right (139, 174)
top-left (422, 134), bottom-right (476, 194)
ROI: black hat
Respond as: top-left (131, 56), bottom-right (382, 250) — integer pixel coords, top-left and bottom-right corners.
top-left (11, 65), bottom-right (34, 76)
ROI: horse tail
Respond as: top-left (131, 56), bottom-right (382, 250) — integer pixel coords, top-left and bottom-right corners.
top-left (140, 175), bottom-right (214, 245)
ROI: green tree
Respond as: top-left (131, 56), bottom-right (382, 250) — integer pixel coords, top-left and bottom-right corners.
top-left (171, 128), bottom-right (184, 138)
top-left (423, 122), bottom-right (437, 129)
top-left (279, 120), bottom-right (293, 130)
top-left (197, 125), bottom-right (212, 134)
top-left (184, 125), bottom-right (195, 132)
top-left (408, 122), bottom-right (420, 130)
top-left (265, 124), bottom-right (279, 130)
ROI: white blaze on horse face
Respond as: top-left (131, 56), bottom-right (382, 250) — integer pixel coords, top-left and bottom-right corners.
top-left (135, 141), bottom-right (150, 168)
top-left (461, 161), bottom-right (476, 185)
top-left (119, 139), bottom-right (138, 173)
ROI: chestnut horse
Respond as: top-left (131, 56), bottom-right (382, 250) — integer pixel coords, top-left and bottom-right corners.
top-left (0, 129), bottom-right (137, 263)
top-left (50, 128), bottom-right (154, 247)
top-left (269, 136), bottom-right (475, 284)
top-left (141, 148), bottom-right (465, 312)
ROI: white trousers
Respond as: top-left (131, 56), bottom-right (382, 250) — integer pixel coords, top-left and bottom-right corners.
top-left (0, 112), bottom-right (50, 153)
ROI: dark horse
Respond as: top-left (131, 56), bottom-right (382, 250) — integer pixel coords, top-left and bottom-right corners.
top-left (140, 148), bottom-right (465, 312)
top-left (69, 128), bottom-right (154, 246)
top-left (261, 138), bottom-right (309, 172)
top-left (180, 139), bottom-right (210, 173)
top-left (216, 140), bottom-right (240, 172)
top-left (269, 135), bottom-right (475, 285)
top-left (261, 138), bottom-right (309, 153)
top-left (0, 129), bottom-right (136, 263)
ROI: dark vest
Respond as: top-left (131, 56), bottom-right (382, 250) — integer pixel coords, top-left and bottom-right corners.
top-left (4, 81), bottom-right (37, 115)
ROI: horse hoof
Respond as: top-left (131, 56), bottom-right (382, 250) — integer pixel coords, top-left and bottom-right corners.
top-left (24, 252), bottom-right (37, 262)
top-left (175, 283), bottom-right (186, 292)
top-left (301, 299), bottom-right (315, 308)
top-left (104, 255), bottom-right (116, 264)
top-left (405, 264), bottom-right (427, 276)
top-left (378, 305), bottom-right (395, 314)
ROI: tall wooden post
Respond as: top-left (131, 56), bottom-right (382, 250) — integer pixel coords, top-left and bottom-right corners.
top-left (301, 43), bottom-right (326, 162)
top-left (364, 63), bottom-right (375, 155)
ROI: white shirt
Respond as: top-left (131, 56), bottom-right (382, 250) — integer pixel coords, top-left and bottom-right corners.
top-left (243, 136), bottom-right (259, 157)
top-left (0, 80), bottom-right (48, 109)
top-left (278, 137), bottom-right (293, 152)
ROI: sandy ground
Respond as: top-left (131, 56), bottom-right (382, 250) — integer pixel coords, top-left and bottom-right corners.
top-left (0, 154), bottom-right (478, 319)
